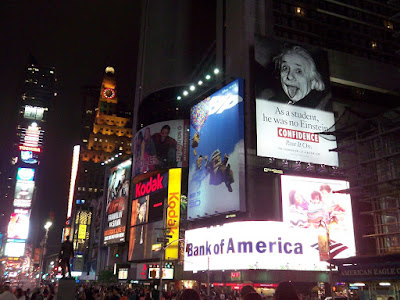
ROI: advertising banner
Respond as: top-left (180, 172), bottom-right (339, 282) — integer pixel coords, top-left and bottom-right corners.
top-left (256, 101), bottom-right (338, 166)
top-left (188, 78), bottom-right (245, 219)
top-left (20, 122), bottom-right (44, 149)
top-left (255, 37), bottom-right (331, 111)
top-left (7, 209), bottom-right (31, 240)
top-left (165, 168), bottom-right (181, 260)
top-left (133, 120), bottom-right (189, 177)
top-left (148, 266), bottom-right (174, 279)
top-left (103, 159), bottom-right (131, 245)
top-left (184, 221), bottom-right (353, 272)
top-left (128, 220), bottom-right (163, 261)
top-left (255, 37), bottom-right (337, 165)
top-left (5, 239), bottom-right (26, 258)
top-left (17, 168), bottom-right (35, 181)
top-left (14, 181), bottom-right (35, 201)
top-left (281, 175), bottom-right (355, 260)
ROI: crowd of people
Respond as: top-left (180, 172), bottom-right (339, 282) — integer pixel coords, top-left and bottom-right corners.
top-left (0, 282), bottom-right (305, 300)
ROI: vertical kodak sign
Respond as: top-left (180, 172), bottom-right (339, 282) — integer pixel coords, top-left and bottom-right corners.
top-left (165, 168), bottom-right (181, 260)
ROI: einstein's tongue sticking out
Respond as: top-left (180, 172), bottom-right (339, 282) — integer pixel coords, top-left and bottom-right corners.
top-left (287, 86), bottom-right (298, 99)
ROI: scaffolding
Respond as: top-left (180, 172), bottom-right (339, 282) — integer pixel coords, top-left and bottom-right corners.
top-left (333, 106), bottom-right (400, 254)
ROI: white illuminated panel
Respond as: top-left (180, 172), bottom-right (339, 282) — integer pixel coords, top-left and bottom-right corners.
top-left (17, 168), bottom-right (35, 181)
top-left (281, 175), bottom-right (355, 260)
top-left (256, 101), bottom-right (338, 166)
top-left (24, 105), bottom-right (45, 120)
top-left (184, 221), bottom-right (355, 272)
top-left (67, 145), bottom-right (80, 218)
top-left (13, 199), bottom-right (32, 208)
top-left (20, 122), bottom-right (43, 149)
top-left (118, 268), bottom-right (129, 280)
top-left (148, 267), bottom-right (174, 279)
top-left (5, 240), bottom-right (26, 257)
top-left (7, 209), bottom-right (31, 239)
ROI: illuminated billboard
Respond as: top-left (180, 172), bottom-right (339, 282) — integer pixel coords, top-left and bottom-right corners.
top-left (165, 168), bottom-right (181, 260)
top-left (7, 209), bottom-right (31, 239)
top-left (148, 265), bottom-right (174, 279)
top-left (256, 101), bottom-right (338, 166)
top-left (133, 120), bottom-right (189, 177)
top-left (16, 168), bottom-right (35, 181)
top-left (255, 37), bottom-right (331, 110)
top-left (14, 181), bottom-right (35, 200)
top-left (20, 122), bottom-right (43, 149)
top-left (188, 78), bottom-right (245, 219)
top-left (281, 175), bottom-right (355, 260)
top-left (129, 169), bottom-right (182, 261)
top-left (254, 37), bottom-right (338, 166)
top-left (103, 159), bottom-right (131, 245)
top-left (23, 105), bottom-right (46, 121)
top-left (128, 220), bottom-right (163, 261)
top-left (20, 150), bottom-right (39, 164)
top-left (5, 239), bottom-right (26, 257)
top-left (184, 221), bottom-right (353, 272)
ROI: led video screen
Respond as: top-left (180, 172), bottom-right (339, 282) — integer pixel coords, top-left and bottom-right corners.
top-left (188, 78), bottom-right (245, 219)
top-left (17, 168), bottom-right (35, 181)
top-left (7, 209), bottom-right (31, 240)
top-left (104, 159), bottom-right (131, 245)
top-left (128, 220), bottom-right (163, 261)
top-left (5, 239), bottom-right (26, 257)
top-left (133, 120), bottom-right (189, 177)
top-left (281, 175), bottom-right (355, 260)
top-left (14, 181), bottom-right (35, 201)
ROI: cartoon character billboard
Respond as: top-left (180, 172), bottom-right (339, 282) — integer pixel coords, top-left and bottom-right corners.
top-left (187, 78), bottom-right (245, 219)
top-left (132, 120), bottom-right (189, 177)
top-left (103, 159), bottom-right (131, 245)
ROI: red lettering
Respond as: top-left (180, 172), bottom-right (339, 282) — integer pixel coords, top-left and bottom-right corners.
top-left (135, 174), bottom-right (165, 198)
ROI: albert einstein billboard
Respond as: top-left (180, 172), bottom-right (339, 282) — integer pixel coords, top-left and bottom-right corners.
top-left (184, 221), bottom-right (352, 272)
top-left (254, 37), bottom-right (338, 166)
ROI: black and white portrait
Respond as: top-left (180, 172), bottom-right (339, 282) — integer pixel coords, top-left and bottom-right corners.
top-left (255, 37), bottom-right (332, 111)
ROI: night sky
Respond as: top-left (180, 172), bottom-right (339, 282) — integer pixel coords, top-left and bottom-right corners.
top-left (0, 1), bottom-right (141, 252)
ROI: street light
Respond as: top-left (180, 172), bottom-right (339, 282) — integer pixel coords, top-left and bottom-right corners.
top-left (318, 217), bottom-right (337, 298)
top-left (37, 221), bottom-right (52, 287)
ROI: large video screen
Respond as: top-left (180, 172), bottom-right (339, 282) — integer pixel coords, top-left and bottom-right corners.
top-left (14, 181), bottom-right (35, 201)
top-left (5, 239), bottom-right (26, 258)
top-left (132, 120), bottom-right (189, 177)
top-left (254, 37), bottom-right (338, 166)
top-left (187, 79), bottom-right (245, 219)
top-left (184, 221), bottom-right (352, 272)
top-left (7, 209), bottom-right (31, 240)
top-left (103, 159), bottom-right (131, 245)
top-left (128, 220), bottom-right (163, 261)
top-left (281, 175), bottom-right (355, 259)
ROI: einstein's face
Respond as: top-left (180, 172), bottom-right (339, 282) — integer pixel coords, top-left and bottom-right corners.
top-left (280, 52), bottom-right (313, 102)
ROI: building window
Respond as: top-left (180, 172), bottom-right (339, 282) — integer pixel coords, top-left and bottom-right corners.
top-left (294, 6), bottom-right (305, 17)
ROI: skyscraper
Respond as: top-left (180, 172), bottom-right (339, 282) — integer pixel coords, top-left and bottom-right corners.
top-left (66, 67), bottom-right (132, 277)
top-left (1, 57), bottom-right (56, 278)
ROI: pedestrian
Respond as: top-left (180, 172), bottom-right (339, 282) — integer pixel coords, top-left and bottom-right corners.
top-left (240, 286), bottom-right (256, 299)
top-left (273, 282), bottom-right (300, 300)
top-left (58, 235), bottom-right (74, 278)
top-left (243, 293), bottom-right (262, 300)
top-left (0, 285), bottom-right (17, 300)
top-left (177, 289), bottom-right (201, 300)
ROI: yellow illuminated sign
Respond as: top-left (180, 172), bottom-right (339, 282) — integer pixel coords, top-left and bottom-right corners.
top-left (165, 168), bottom-right (181, 260)
top-left (78, 224), bottom-right (87, 239)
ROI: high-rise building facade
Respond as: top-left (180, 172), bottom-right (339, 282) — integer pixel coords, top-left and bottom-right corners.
top-left (0, 58), bottom-right (56, 279)
top-left (66, 67), bottom-right (132, 278)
